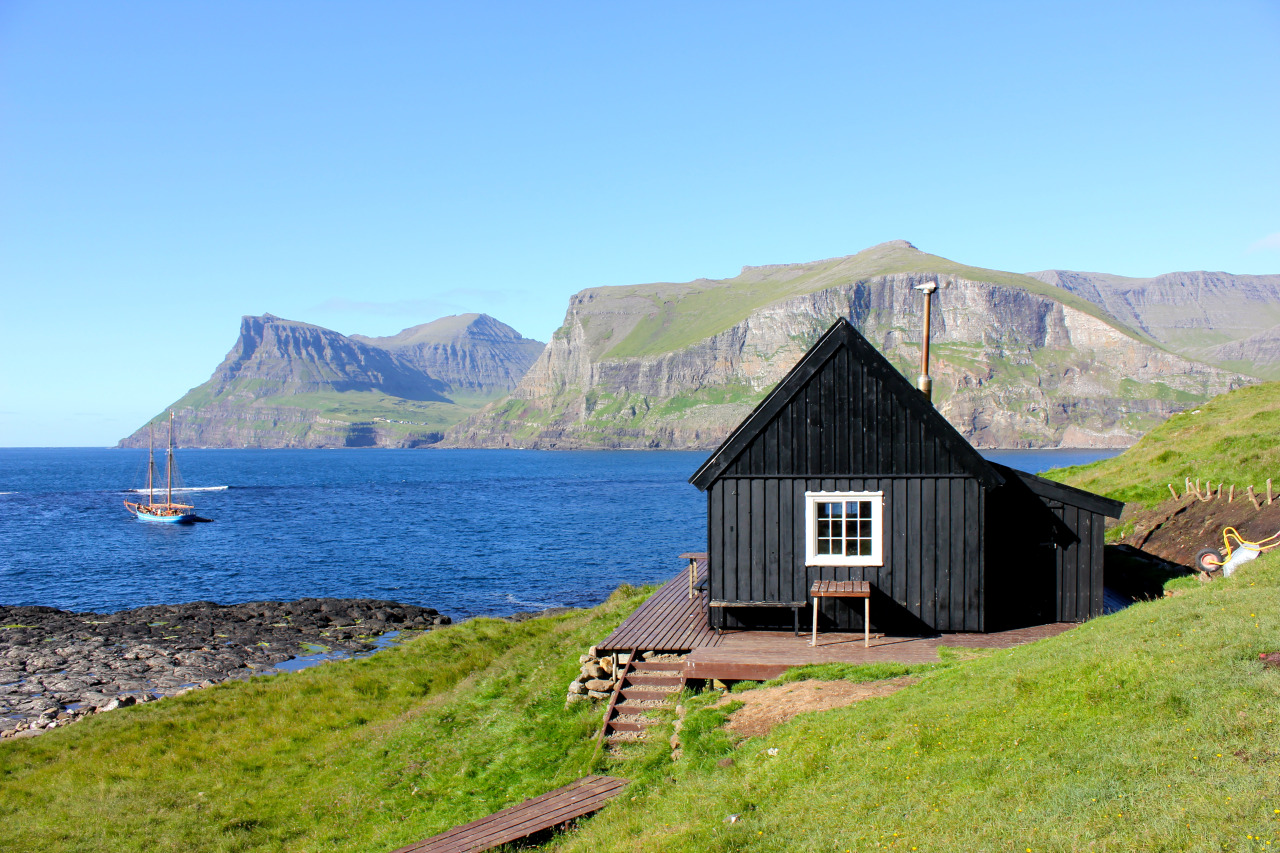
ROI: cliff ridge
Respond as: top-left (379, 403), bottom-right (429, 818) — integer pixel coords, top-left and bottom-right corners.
top-left (443, 245), bottom-right (1249, 450)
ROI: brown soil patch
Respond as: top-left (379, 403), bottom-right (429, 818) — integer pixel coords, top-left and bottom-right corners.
top-left (1118, 493), bottom-right (1280, 567)
top-left (716, 677), bottom-right (916, 738)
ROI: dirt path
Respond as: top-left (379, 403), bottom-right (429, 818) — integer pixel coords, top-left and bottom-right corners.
top-left (716, 677), bottom-right (916, 738)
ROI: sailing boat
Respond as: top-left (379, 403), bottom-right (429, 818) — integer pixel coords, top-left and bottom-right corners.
top-left (124, 410), bottom-right (204, 523)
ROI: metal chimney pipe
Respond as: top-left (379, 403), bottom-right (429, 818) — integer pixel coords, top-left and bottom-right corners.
top-left (914, 279), bottom-right (939, 401)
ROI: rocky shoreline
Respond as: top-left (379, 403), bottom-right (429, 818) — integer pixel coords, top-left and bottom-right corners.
top-left (0, 598), bottom-right (452, 739)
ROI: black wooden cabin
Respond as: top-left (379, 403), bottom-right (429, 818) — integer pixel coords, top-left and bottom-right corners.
top-left (688, 318), bottom-right (1123, 635)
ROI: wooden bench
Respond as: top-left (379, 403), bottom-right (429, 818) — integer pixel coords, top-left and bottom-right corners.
top-left (389, 775), bottom-right (628, 853)
top-left (709, 599), bottom-right (806, 635)
top-left (809, 580), bottom-right (873, 648)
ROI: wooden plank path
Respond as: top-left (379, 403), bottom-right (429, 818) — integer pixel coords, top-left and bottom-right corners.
top-left (389, 775), bottom-right (628, 853)
top-left (597, 564), bottom-right (1076, 678)
top-left (686, 622), bottom-right (1077, 681)
top-left (596, 557), bottom-right (721, 653)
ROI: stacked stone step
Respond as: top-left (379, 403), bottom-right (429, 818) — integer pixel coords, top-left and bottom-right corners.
top-left (567, 646), bottom-right (627, 704)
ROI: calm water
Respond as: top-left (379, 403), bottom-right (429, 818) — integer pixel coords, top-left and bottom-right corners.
top-left (0, 447), bottom-right (1118, 616)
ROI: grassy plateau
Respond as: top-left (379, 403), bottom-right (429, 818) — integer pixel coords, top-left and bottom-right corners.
top-left (599, 242), bottom-right (1147, 361)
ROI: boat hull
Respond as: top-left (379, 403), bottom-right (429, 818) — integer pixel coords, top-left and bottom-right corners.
top-left (124, 501), bottom-right (198, 524)
top-left (136, 510), bottom-right (198, 524)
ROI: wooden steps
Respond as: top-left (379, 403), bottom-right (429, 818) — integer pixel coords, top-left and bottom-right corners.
top-left (599, 657), bottom-right (685, 747)
top-left (389, 775), bottom-right (628, 853)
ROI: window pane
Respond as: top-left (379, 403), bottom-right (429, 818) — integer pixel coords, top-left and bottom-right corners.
top-left (809, 493), bottom-right (881, 563)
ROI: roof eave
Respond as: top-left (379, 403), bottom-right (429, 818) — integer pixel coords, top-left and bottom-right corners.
top-left (995, 463), bottom-right (1125, 518)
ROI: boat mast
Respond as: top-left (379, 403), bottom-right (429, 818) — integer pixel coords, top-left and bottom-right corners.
top-left (167, 410), bottom-right (174, 507)
top-left (147, 421), bottom-right (155, 506)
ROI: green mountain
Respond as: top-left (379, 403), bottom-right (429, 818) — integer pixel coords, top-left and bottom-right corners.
top-left (443, 241), bottom-right (1249, 450)
top-left (118, 313), bottom-right (544, 448)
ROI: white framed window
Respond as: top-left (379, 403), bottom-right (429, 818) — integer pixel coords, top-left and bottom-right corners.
top-left (804, 491), bottom-right (885, 567)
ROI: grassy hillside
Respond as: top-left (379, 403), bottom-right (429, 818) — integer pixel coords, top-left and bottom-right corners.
top-left (6, 558), bottom-right (1278, 851)
top-left (600, 241), bottom-right (1150, 360)
top-left (1048, 380), bottom-right (1280, 507)
top-left (0, 588), bottom-right (649, 853)
top-left (553, 551), bottom-right (1280, 852)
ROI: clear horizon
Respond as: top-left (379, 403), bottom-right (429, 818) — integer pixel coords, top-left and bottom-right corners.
top-left (3, 1), bottom-right (1278, 446)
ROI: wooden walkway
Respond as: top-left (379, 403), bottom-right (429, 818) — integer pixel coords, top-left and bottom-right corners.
top-left (596, 557), bottom-right (721, 654)
top-left (389, 775), bottom-right (628, 853)
top-left (685, 622), bottom-right (1077, 681)
top-left (596, 564), bottom-right (1077, 679)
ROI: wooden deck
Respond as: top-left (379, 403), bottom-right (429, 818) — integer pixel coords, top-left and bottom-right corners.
top-left (685, 622), bottom-right (1077, 681)
top-left (596, 558), bottom-right (721, 653)
top-left (597, 565), bottom-right (1077, 680)
top-left (389, 775), bottom-right (628, 853)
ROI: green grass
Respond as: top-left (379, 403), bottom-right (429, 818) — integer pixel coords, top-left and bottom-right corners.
top-left (758, 661), bottom-right (934, 686)
top-left (552, 552), bottom-right (1280, 852)
top-left (8, 553), bottom-right (1280, 851)
top-left (175, 388), bottom-right (488, 429)
top-left (0, 586), bottom-right (651, 853)
top-left (1213, 358), bottom-right (1280, 382)
top-left (145, 387), bottom-right (499, 446)
top-left (1048, 380), bottom-right (1280, 507)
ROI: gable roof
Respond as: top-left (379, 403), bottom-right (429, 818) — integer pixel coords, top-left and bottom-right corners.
top-left (990, 462), bottom-right (1125, 518)
top-left (689, 318), bottom-right (1005, 491)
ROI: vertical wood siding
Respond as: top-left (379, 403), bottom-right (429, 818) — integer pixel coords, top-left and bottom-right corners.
top-left (700, 330), bottom-right (1110, 634)
top-left (720, 349), bottom-right (973, 479)
top-left (1052, 504), bottom-right (1106, 622)
top-left (704, 348), bottom-right (988, 633)
top-left (707, 475), bottom-right (986, 632)
top-left (981, 484), bottom-right (1107, 628)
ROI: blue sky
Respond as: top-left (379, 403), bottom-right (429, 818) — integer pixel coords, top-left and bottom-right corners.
top-left (2, 1), bottom-right (1278, 446)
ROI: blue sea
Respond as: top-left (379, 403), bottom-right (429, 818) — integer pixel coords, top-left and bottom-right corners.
top-left (0, 448), bottom-right (1118, 617)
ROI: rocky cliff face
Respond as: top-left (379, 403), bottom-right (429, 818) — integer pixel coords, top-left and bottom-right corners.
top-left (203, 314), bottom-right (450, 401)
top-left (444, 245), bottom-right (1248, 451)
top-left (118, 244), bottom-right (1269, 451)
top-left (118, 313), bottom-right (542, 449)
top-left (352, 314), bottom-right (545, 395)
top-left (1026, 269), bottom-right (1280, 379)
